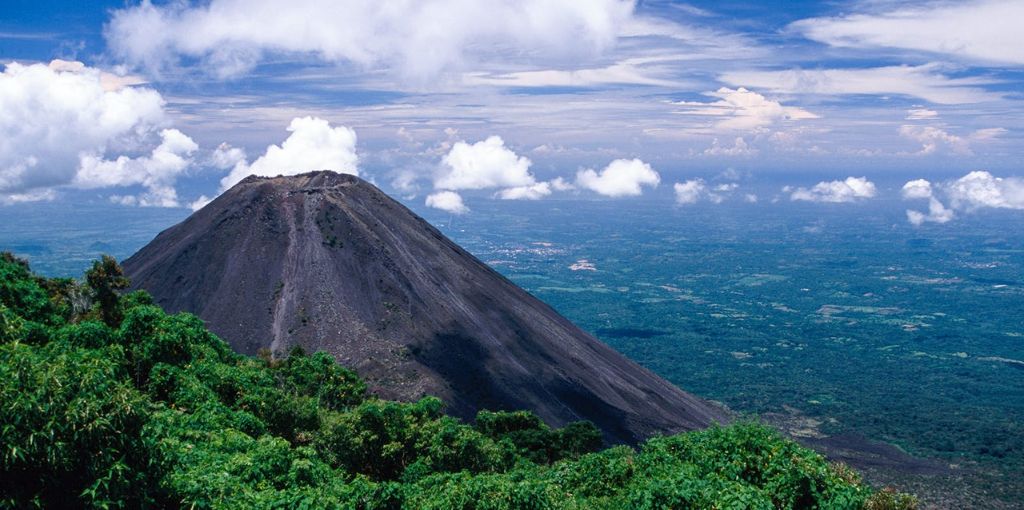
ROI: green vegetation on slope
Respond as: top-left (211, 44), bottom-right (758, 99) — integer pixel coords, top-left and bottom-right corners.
top-left (0, 252), bottom-right (915, 509)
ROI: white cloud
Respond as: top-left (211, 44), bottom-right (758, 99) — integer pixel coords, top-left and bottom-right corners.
top-left (189, 195), bottom-right (213, 211)
top-left (717, 168), bottom-right (743, 181)
top-left (495, 182), bottom-right (552, 200)
top-left (436, 136), bottom-right (535, 191)
top-left (899, 125), bottom-right (1004, 155)
top-left (790, 0), bottom-right (1024, 66)
top-left (673, 179), bottom-right (706, 204)
top-left (899, 125), bottom-right (969, 155)
top-left (902, 172), bottom-right (1024, 225)
top-left (425, 190), bottom-right (468, 214)
top-left (901, 179), bottom-right (934, 199)
top-left (0, 189), bottom-right (57, 205)
top-left (946, 171), bottom-right (1024, 211)
top-left (77, 128), bottom-right (198, 207)
top-left (390, 168), bottom-right (423, 197)
top-left (704, 137), bottom-right (756, 156)
top-left (462, 56), bottom-right (679, 88)
top-left (901, 178), bottom-right (953, 225)
top-left (971, 128), bottom-right (1007, 140)
top-left (549, 177), bottom-right (575, 192)
top-left (576, 158), bottom-right (660, 197)
top-left (0, 60), bottom-right (172, 203)
top-left (673, 179), bottom-right (740, 204)
top-left (720, 64), bottom-right (1000, 104)
top-left (209, 142), bottom-right (247, 169)
top-left (106, 0), bottom-right (634, 81)
top-left (743, 193), bottom-right (758, 203)
top-left (673, 87), bottom-right (818, 131)
top-left (907, 197), bottom-right (955, 226)
top-left (46, 59), bottom-right (148, 91)
top-left (788, 176), bottom-right (877, 203)
top-left (428, 136), bottom-right (570, 203)
top-left (905, 108), bottom-right (938, 120)
top-left (220, 116), bottom-right (358, 190)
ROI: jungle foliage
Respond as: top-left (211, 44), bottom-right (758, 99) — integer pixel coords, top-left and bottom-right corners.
top-left (0, 252), bottom-right (916, 509)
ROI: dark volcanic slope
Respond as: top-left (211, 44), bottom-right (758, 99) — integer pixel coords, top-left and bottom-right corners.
top-left (124, 171), bottom-right (726, 443)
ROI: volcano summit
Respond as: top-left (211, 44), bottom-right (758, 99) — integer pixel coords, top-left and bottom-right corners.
top-left (124, 171), bottom-right (725, 443)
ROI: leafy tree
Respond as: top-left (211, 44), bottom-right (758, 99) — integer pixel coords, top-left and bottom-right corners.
top-left (0, 305), bottom-right (25, 344)
top-left (475, 410), bottom-right (601, 463)
top-left (85, 255), bottom-right (130, 327)
top-left (57, 320), bottom-right (115, 349)
top-left (274, 349), bottom-right (366, 411)
top-left (553, 420), bottom-right (603, 459)
top-left (0, 253), bottom-right (56, 324)
top-left (0, 342), bottom-right (151, 508)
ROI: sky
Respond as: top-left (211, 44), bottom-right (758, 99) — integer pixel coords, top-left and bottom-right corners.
top-left (0, 0), bottom-right (1022, 225)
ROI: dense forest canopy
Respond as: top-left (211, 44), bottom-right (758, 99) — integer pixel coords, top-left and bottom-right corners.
top-left (0, 252), bottom-right (915, 509)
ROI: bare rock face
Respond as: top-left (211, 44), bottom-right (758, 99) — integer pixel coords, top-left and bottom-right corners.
top-left (124, 171), bottom-right (726, 443)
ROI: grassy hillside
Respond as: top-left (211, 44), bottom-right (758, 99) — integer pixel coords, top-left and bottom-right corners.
top-left (0, 252), bottom-right (915, 509)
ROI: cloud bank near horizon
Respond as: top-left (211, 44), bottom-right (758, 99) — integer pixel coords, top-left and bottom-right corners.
top-left (903, 171), bottom-right (1024, 225)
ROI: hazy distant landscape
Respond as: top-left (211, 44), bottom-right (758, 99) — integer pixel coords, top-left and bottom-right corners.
top-left (433, 193), bottom-right (1024, 503)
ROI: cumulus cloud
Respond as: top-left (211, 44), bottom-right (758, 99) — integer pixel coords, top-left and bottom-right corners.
top-left (220, 116), bottom-right (358, 190)
top-left (0, 60), bottom-right (174, 203)
top-left (787, 177), bottom-right (877, 203)
top-left (495, 182), bottom-right (552, 200)
top-left (209, 143), bottom-right (247, 170)
top-left (946, 171), bottom-right (1024, 211)
top-left (901, 178), bottom-right (954, 225)
top-left (549, 177), bottom-right (575, 192)
top-left (673, 180), bottom-right (706, 204)
top-left (436, 136), bottom-right (535, 190)
top-left (673, 87), bottom-right (817, 131)
top-left (901, 179), bottom-right (934, 200)
top-left (902, 171), bottom-right (1023, 225)
top-left (790, 0), bottom-right (1024, 66)
top-left (429, 136), bottom-right (570, 203)
top-left (720, 64), bottom-right (1000, 105)
top-left (425, 190), bottom-right (469, 214)
top-left (907, 197), bottom-right (955, 226)
top-left (106, 0), bottom-right (633, 81)
top-left (77, 128), bottom-right (198, 207)
top-left (673, 179), bottom-right (740, 204)
top-left (576, 158), bottom-right (660, 197)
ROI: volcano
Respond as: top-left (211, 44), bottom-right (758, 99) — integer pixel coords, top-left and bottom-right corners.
top-left (124, 171), bottom-right (726, 443)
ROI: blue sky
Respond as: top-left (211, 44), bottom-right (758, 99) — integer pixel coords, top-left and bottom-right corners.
top-left (0, 0), bottom-right (1022, 223)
